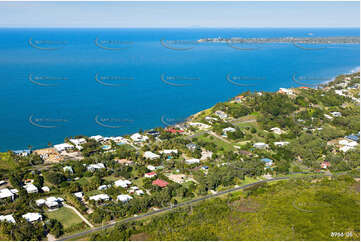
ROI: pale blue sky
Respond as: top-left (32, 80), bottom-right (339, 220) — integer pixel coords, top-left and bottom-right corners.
top-left (0, 1), bottom-right (359, 28)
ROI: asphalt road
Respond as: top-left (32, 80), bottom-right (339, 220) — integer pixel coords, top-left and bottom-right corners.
top-left (58, 176), bottom-right (290, 241)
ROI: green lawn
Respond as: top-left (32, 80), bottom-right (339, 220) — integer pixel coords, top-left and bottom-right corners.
top-left (197, 134), bottom-right (235, 152)
top-left (46, 207), bottom-right (84, 229)
top-left (0, 152), bottom-right (18, 170)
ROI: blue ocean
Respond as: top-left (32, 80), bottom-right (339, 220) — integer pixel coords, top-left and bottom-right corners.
top-left (0, 28), bottom-right (359, 151)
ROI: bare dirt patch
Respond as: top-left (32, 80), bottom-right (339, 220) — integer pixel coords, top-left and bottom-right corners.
top-left (130, 232), bottom-right (151, 241)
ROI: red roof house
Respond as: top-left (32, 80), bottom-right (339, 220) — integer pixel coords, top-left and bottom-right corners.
top-left (152, 179), bottom-right (169, 188)
top-left (165, 128), bottom-right (184, 134)
top-left (144, 171), bottom-right (157, 178)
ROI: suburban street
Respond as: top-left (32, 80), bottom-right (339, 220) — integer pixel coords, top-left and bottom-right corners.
top-left (57, 176), bottom-right (292, 241)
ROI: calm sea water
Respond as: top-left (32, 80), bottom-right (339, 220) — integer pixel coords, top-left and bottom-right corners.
top-left (0, 28), bottom-right (359, 151)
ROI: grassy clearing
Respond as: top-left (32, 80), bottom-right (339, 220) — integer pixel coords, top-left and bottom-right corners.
top-left (198, 134), bottom-right (235, 152)
top-left (46, 207), bottom-right (84, 229)
top-left (0, 152), bottom-right (18, 170)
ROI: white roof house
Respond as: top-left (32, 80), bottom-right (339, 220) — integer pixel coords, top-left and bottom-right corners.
top-left (278, 88), bottom-right (294, 95)
top-left (90, 135), bottom-right (103, 142)
top-left (89, 194), bottom-right (110, 202)
top-left (73, 192), bottom-right (83, 199)
top-left (69, 138), bottom-right (86, 146)
top-left (324, 114), bottom-right (333, 120)
top-left (63, 166), bottom-right (73, 173)
top-left (41, 186), bottom-right (50, 192)
top-left (200, 150), bottom-right (213, 161)
top-left (144, 151), bottom-right (160, 160)
top-left (340, 146), bottom-right (354, 152)
top-left (23, 183), bottom-right (38, 194)
top-left (87, 163), bottom-right (105, 171)
top-left (36, 197), bottom-right (63, 208)
top-left (348, 141), bottom-right (358, 147)
top-left (10, 189), bottom-right (18, 195)
top-left (114, 179), bottom-right (132, 188)
top-left (110, 136), bottom-right (129, 143)
top-left (274, 141), bottom-right (290, 147)
top-left (253, 142), bottom-right (269, 149)
top-left (215, 110), bottom-right (228, 119)
top-left (147, 165), bottom-right (156, 171)
top-left (130, 133), bottom-right (149, 142)
top-left (330, 111), bottom-right (342, 117)
top-left (222, 127), bottom-right (236, 136)
top-left (185, 158), bottom-right (200, 164)
top-left (117, 194), bottom-right (133, 203)
top-left (160, 149), bottom-right (178, 154)
top-left (339, 139), bottom-right (349, 145)
top-left (0, 188), bottom-right (15, 200)
top-left (22, 213), bottom-right (42, 223)
top-left (223, 127), bottom-right (236, 133)
top-left (144, 172), bottom-right (157, 178)
top-left (54, 143), bottom-right (74, 152)
top-left (98, 184), bottom-right (111, 191)
top-left (135, 190), bottom-right (144, 196)
top-left (0, 214), bottom-right (16, 224)
top-left (35, 199), bottom-right (46, 207)
top-left (270, 127), bottom-right (284, 135)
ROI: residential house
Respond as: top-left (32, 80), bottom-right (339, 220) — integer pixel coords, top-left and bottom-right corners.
top-left (63, 166), bottom-right (73, 174)
top-left (152, 179), bottom-right (169, 188)
top-left (185, 158), bottom-right (200, 165)
top-left (89, 194), bottom-right (110, 202)
top-left (114, 179), bottom-right (131, 188)
top-left (147, 165), bottom-right (156, 171)
top-left (22, 213), bottom-right (42, 223)
top-left (324, 114), bottom-right (333, 120)
top-left (0, 214), bottom-right (16, 224)
top-left (98, 184), bottom-right (111, 191)
top-left (115, 158), bottom-right (133, 166)
top-left (23, 183), bottom-right (38, 194)
top-left (117, 194), bottom-right (132, 203)
top-left (33, 148), bottom-right (63, 163)
top-left (165, 128), bottom-right (184, 134)
top-left (130, 133), bottom-right (149, 142)
top-left (274, 141), bottom-right (289, 147)
top-left (144, 172), bottom-right (157, 178)
top-left (278, 88), bottom-right (294, 95)
top-left (54, 143), bottom-right (74, 153)
top-left (330, 112), bottom-right (342, 117)
top-left (253, 142), bottom-right (268, 149)
top-left (215, 110), bottom-right (228, 119)
top-left (160, 149), bottom-right (178, 155)
top-left (261, 158), bottom-right (273, 167)
top-left (0, 188), bottom-right (15, 201)
top-left (41, 186), bottom-right (50, 192)
top-left (186, 143), bottom-right (197, 152)
top-left (270, 127), bottom-right (284, 135)
top-left (167, 174), bottom-right (187, 184)
top-left (89, 135), bottom-right (104, 142)
top-left (87, 163), bottom-right (105, 172)
top-left (222, 127), bottom-right (236, 136)
top-left (73, 192), bottom-right (83, 199)
top-left (143, 151), bottom-right (160, 160)
top-left (12, 149), bottom-right (31, 157)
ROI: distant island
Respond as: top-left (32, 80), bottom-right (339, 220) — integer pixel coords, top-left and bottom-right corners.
top-left (197, 36), bottom-right (360, 44)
